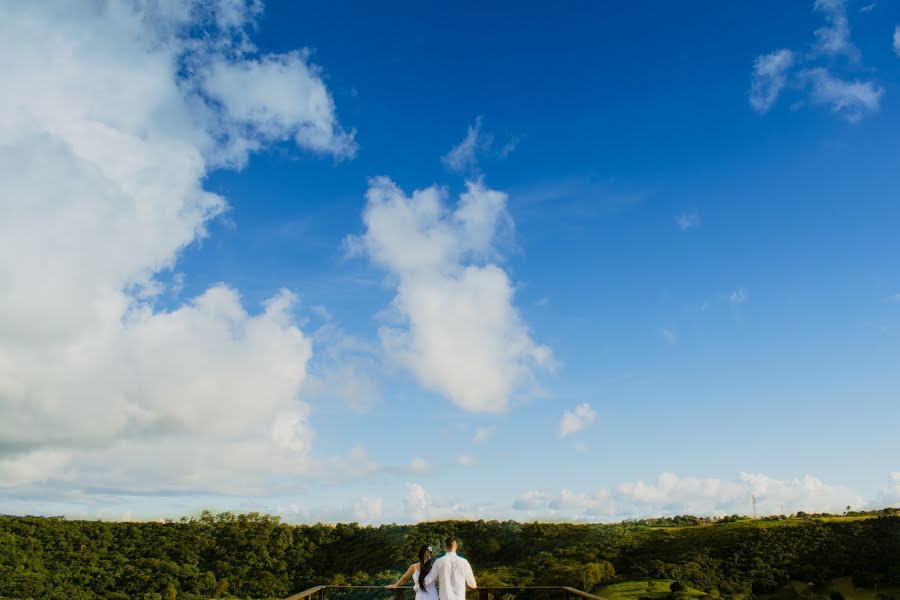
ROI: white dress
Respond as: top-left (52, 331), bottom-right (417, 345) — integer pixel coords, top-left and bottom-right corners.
top-left (413, 568), bottom-right (439, 600)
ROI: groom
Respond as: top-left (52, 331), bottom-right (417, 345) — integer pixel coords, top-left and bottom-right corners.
top-left (425, 536), bottom-right (477, 600)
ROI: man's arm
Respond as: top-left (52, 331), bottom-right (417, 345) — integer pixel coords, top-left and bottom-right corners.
top-left (464, 559), bottom-right (477, 589)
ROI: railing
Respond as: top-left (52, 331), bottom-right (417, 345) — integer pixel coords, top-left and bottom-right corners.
top-left (284, 585), bottom-right (610, 600)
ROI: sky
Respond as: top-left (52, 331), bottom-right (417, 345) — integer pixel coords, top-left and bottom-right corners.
top-left (1, 0), bottom-right (900, 525)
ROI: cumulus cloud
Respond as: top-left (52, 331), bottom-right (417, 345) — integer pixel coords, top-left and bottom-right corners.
top-left (513, 490), bottom-right (551, 511)
top-left (201, 52), bottom-right (357, 161)
top-left (560, 403), bottom-right (597, 437)
top-left (353, 496), bottom-right (384, 523)
top-left (457, 454), bottom-right (475, 467)
top-left (498, 136), bottom-right (521, 158)
top-left (121, 471), bottom-right (896, 524)
top-left (301, 312), bottom-right (381, 414)
top-left (750, 49), bottom-right (796, 113)
top-left (513, 472), bottom-right (865, 521)
top-left (676, 211), bottom-right (701, 231)
top-left (812, 0), bottom-right (859, 59)
top-left (0, 451), bottom-right (73, 489)
top-left (442, 117), bottom-right (489, 172)
top-left (0, 1), bottom-right (354, 493)
top-left (349, 177), bottom-right (551, 413)
top-left (730, 288), bottom-right (748, 305)
top-left (403, 483), bottom-right (434, 522)
top-left (441, 117), bottom-right (518, 173)
top-left (274, 493), bottom-right (385, 525)
top-left (869, 472), bottom-right (900, 508)
top-left (410, 457), bottom-right (430, 474)
top-left (402, 482), bottom-right (494, 522)
top-left (801, 68), bottom-right (884, 122)
top-left (473, 426), bottom-right (496, 443)
top-left (749, 1), bottom-right (881, 121)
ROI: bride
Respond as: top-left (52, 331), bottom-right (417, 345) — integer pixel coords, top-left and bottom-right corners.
top-left (386, 544), bottom-right (438, 600)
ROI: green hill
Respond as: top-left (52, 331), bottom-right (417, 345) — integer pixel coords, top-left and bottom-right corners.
top-left (2, 510), bottom-right (899, 600)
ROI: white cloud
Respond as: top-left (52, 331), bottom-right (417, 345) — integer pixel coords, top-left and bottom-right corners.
top-left (749, 2), bottom-right (882, 122)
top-left (350, 177), bottom-right (551, 413)
top-left (441, 118), bottom-right (517, 172)
top-left (442, 116), bottom-right (491, 173)
top-left (893, 26), bottom-right (900, 57)
top-left (812, 0), bottom-right (859, 59)
top-left (802, 68), bottom-right (884, 122)
top-left (512, 490), bottom-right (551, 511)
top-left (401, 482), bottom-right (493, 522)
top-left (403, 483), bottom-right (434, 522)
top-left (353, 496), bottom-right (384, 523)
top-left (0, 1), bottom-right (354, 493)
top-left (661, 327), bottom-right (678, 345)
top-left (750, 49), bottom-right (796, 113)
top-left (456, 454), bottom-right (475, 467)
top-left (0, 450), bottom-right (73, 489)
top-left (273, 493), bottom-right (387, 525)
top-left (513, 472), bottom-right (865, 521)
top-left (730, 288), bottom-right (748, 305)
top-left (872, 472), bottom-right (900, 507)
top-left (301, 316), bottom-right (381, 414)
top-left (676, 211), bottom-right (701, 231)
top-left (473, 426), bottom-right (496, 443)
top-left (498, 136), bottom-right (520, 158)
top-left (202, 51), bottom-right (357, 161)
top-left (560, 403), bottom-right (597, 437)
top-left (314, 445), bottom-right (383, 483)
top-left (410, 457), bottom-right (430, 474)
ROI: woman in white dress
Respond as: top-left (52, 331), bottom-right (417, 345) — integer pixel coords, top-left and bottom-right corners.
top-left (386, 544), bottom-right (439, 600)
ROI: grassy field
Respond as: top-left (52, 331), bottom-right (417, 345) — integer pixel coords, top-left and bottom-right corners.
top-left (599, 580), bottom-right (707, 600)
top-left (644, 513), bottom-right (885, 534)
top-left (600, 577), bottom-right (900, 600)
top-left (785, 577), bottom-right (900, 600)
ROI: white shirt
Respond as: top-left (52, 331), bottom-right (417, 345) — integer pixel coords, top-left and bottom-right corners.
top-left (425, 552), bottom-right (477, 600)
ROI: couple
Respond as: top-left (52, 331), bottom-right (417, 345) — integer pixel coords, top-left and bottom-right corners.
top-left (387, 537), bottom-right (477, 600)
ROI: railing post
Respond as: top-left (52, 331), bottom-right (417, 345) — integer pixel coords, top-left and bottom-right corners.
top-left (318, 588), bottom-right (326, 600)
top-left (565, 590), bottom-right (572, 600)
top-left (479, 589), bottom-right (489, 600)
top-left (396, 589), bottom-right (407, 600)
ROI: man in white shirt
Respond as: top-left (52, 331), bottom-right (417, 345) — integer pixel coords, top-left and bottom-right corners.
top-left (425, 536), bottom-right (477, 600)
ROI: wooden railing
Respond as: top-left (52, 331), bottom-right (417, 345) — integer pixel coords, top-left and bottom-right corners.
top-left (284, 585), bottom-right (610, 600)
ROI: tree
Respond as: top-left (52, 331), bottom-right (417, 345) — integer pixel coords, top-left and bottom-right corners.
top-left (213, 578), bottom-right (228, 599)
top-left (580, 561), bottom-right (616, 591)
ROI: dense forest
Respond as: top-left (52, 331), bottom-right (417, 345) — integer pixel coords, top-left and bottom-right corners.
top-left (2, 510), bottom-right (900, 600)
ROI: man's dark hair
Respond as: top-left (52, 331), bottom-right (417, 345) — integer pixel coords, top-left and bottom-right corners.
top-left (444, 536), bottom-right (457, 550)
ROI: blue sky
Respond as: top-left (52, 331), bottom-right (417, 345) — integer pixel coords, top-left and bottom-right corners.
top-left (2, 0), bottom-right (900, 523)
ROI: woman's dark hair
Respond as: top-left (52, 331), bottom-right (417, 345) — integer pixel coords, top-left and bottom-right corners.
top-left (418, 544), bottom-right (433, 591)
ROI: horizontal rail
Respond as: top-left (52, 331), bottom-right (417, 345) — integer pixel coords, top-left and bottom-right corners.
top-left (285, 585), bottom-right (610, 600)
top-left (562, 587), bottom-right (610, 600)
